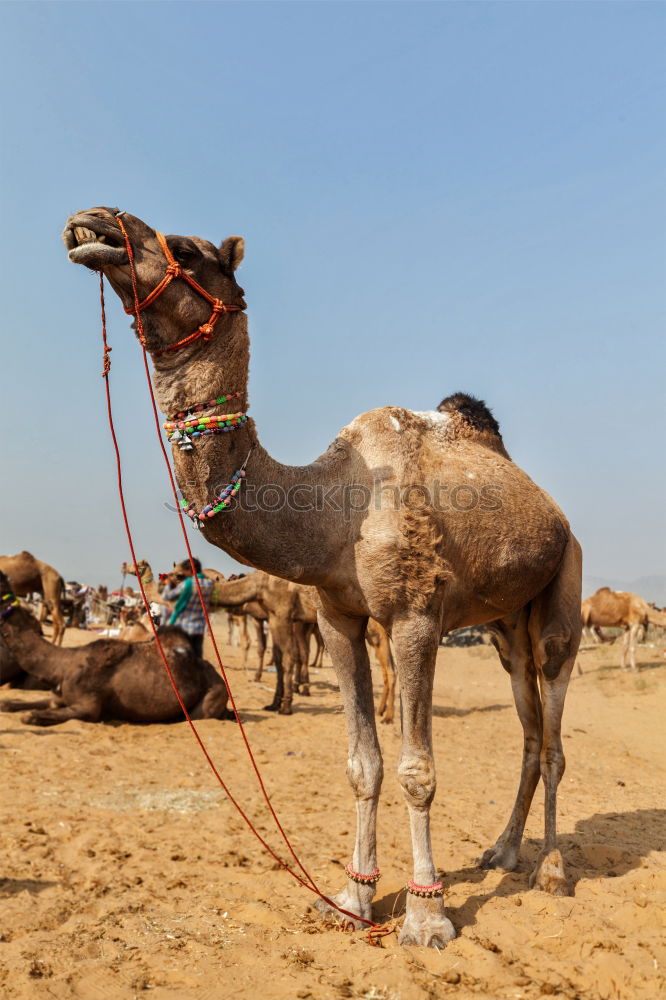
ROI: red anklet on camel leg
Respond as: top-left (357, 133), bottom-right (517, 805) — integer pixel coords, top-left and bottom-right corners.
top-left (345, 863), bottom-right (381, 885)
top-left (406, 878), bottom-right (444, 898)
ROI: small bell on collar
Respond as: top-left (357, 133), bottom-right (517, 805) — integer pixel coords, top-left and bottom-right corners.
top-left (179, 435), bottom-right (193, 451)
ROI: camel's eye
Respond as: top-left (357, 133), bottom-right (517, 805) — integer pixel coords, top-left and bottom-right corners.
top-left (169, 239), bottom-right (200, 265)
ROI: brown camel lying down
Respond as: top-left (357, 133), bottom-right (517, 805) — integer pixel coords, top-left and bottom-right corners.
top-left (0, 578), bottom-right (231, 727)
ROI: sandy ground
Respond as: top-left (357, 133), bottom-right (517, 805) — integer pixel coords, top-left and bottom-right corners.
top-left (1, 617), bottom-right (664, 1000)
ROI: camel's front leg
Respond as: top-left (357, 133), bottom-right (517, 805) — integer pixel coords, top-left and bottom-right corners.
top-left (392, 615), bottom-right (456, 948)
top-left (0, 695), bottom-right (63, 713)
top-left (252, 620), bottom-right (266, 682)
top-left (21, 694), bottom-right (103, 727)
top-left (314, 604), bottom-right (383, 927)
top-left (263, 614), bottom-right (298, 713)
top-left (622, 624), bottom-right (640, 671)
top-left (294, 622), bottom-right (311, 696)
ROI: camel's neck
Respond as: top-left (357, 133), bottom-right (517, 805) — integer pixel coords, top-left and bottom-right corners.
top-left (212, 575), bottom-right (263, 607)
top-left (138, 570), bottom-right (159, 603)
top-left (149, 315), bottom-right (349, 584)
top-left (1, 619), bottom-right (66, 683)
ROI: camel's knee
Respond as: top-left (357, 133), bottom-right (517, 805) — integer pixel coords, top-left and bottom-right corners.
top-left (536, 635), bottom-right (574, 681)
top-left (398, 754), bottom-right (436, 809)
top-left (347, 751), bottom-right (383, 799)
top-left (540, 745), bottom-right (565, 786)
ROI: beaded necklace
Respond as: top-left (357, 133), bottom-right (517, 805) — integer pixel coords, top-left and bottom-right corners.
top-left (179, 450), bottom-right (253, 529)
top-left (164, 391), bottom-right (247, 451)
top-left (0, 593), bottom-right (20, 621)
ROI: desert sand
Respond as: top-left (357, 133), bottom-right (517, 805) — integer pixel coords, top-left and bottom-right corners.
top-left (1, 619), bottom-right (664, 1000)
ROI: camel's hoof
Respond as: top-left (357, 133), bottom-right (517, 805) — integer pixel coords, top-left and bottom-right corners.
top-left (380, 715), bottom-right (393, 725)
top-left (298, 685), bottom-right (310, 697)
top-left (399, 914), bottom-right (456, 949)
top-left (263, 703), bottom-right (279, 712)
top-left (478, 843), bottom-right (519, 872)
top-left (312, 894), bottom-right (369, 931)
top-left (21, 712), bottom-right (51, 727)
top-left (530, 849), bottom-right (571, 896)
top-left (278, 703), bottom-right (293, 715)
top-left (253, 674), bottom-right (262, 683)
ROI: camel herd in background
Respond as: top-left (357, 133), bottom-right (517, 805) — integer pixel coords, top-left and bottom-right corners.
top-left (0, 550), bottom-right (400, 725)
top-left (1, 548), bottom-right (664, 730)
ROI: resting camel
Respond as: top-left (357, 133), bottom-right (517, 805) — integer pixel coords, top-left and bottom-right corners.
top-left (0, 552), bottom-right (66, 645)
top-left (64, 207), bottom-right (582, 949)
top-left (0, 574), bottom-right (231, 725)
top-left (581, 588), bottom-right (666, 671)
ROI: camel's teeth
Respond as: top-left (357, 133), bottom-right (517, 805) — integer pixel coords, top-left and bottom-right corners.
top-left (74, 226), bottom-right (99, 245)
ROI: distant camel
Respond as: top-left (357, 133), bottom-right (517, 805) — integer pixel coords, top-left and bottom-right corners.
top-left (124, 559), bottom-right (171, 622)
top-left (0, 574), bottom-right (231, 725)
top-left (0, 551), bottom-right (66, 645)
top-left (581, 588), bottom-right (666, 670)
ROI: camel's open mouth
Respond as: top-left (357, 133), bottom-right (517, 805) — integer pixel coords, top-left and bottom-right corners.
top-left (62, 216), bottom-right (128, 269)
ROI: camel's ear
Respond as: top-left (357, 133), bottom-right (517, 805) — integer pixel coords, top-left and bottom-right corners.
top-left (219, 236), bottom-right (245, 272)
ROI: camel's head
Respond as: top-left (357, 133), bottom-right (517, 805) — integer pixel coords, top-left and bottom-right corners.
top-left (124, 559), bottom-right (150, 580)
top-left (62, 207), bottom-right (246, 353)
top-left (0, 573), bottom-right (41, 634)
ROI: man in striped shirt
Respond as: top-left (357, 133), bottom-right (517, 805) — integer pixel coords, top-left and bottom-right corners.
top-left (161, 558), bottom-right (213, 658)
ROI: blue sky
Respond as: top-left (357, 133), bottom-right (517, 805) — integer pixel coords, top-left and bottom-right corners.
top-left (1, 1), bottom-right (664, 595)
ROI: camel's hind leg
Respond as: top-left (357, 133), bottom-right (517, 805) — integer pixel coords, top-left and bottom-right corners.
top-left (481, 608), bottom-right (542, 872)
top-left (314, 602), bottom-right (382, 927)
top-left (527, 535), bottom-right (582, 896)
top-left (392, 612), bottom-right (456, 948)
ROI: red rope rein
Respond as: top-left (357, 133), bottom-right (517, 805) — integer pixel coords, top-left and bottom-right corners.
top-left (98, 238), bottom-right (390, 943)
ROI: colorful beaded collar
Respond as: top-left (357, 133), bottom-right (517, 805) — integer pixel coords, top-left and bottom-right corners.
top-left (179, 449), bottom-right (253, 529)
top-left (164, 391), bottom-right (247, 451)
top-left (0, 593), bottom-right (20, 621)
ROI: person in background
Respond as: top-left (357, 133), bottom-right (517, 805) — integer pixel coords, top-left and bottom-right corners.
top-left (161, 558), bottom-right (213, 658)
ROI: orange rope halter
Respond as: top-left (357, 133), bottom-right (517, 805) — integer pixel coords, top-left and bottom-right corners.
top-left (121, 226), bottom-right (244, 354)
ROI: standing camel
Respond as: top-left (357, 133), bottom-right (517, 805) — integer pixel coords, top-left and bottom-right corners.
top-left (64, 208), bottom-right (582, 949)
top-left (0, 552), bottom-right (66, 645)
top-left (203, 567), bottom-right (269, 669)
top-left (124, 559), bottom-right (171, 624)
top-left (211, 572), bottom-right (396, 720)
top-left (581, 588), bottom-right (666, 670)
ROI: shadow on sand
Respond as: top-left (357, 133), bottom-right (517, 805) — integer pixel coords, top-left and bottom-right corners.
top-left (372, 808), bottom-right (666, 931)
top-left (433, 702), bottom-right (510, 719)
top-left (0, 878), bottom-right (59, 898)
